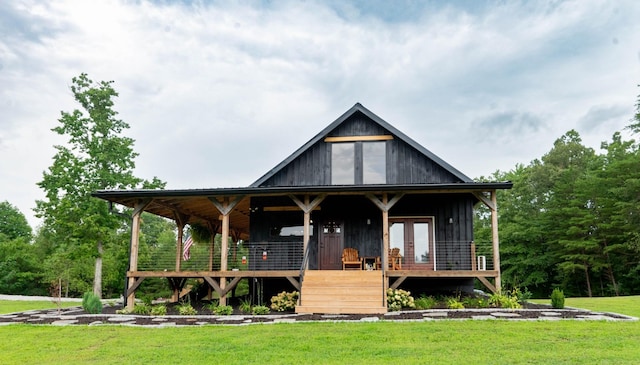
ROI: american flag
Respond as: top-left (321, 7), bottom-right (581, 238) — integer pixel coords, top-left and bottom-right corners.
top-left (182, 234), bottom-right (193, 261)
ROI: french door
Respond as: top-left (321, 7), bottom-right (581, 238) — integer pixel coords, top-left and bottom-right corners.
top-left (389, 217), bottom-right (435, 270)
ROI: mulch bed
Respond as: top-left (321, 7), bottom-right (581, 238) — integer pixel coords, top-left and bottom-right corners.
top-left (1, 301), bottom-right (634, 326)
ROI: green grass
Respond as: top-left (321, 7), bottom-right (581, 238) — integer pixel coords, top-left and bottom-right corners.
top-left (530, 295), bottom-right (640, 318)
top-left (0, 300), bottom-right (79, 314)
top-left (0, 296), bottom-right (638, 364)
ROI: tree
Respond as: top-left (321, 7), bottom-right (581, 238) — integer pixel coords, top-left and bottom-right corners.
top-left (0, 201), bottom-right (32, 240)
top-left (35, 73), bottom-right (164, 298)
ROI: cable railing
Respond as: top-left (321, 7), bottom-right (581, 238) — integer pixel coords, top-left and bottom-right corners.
top-left (135, 240), bottom-right (495, 272)
top-left (137, 241), bottom-right (304, 272)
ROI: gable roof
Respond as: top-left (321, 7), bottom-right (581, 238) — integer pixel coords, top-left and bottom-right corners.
top-left (251, 103), bottom-right (472, 187)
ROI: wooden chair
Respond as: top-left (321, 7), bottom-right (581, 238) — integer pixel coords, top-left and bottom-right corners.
top-left (389, 248), bottom-right (402, 270)
top-left (342, 248), bottom-right (363, 270)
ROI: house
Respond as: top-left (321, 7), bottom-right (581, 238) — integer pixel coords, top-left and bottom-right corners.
top-left (93, 103), bottom-right (512, 314)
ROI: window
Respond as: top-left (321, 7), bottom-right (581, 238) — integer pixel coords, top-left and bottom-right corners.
top-left (363, 142), bottom-right (386, 184)
top-left (331, 141), bottom-right (386, 185)
top-left (331, 143), bottom-right (355, 184)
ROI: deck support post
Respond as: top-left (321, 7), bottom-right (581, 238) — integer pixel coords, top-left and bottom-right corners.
top-left (126, 199), bottom-right (151, 312)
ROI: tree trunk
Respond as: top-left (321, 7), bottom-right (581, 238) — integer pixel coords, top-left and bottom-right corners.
top-left (584, 265), bottom-right (592, 297)
top-left (93, 241), bottom-right (103, 298)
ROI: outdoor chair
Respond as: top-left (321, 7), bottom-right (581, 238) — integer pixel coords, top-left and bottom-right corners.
top-left (342, 248), bottom-right (363, 270)
top-left (389, 248), bottom-right (402, 270)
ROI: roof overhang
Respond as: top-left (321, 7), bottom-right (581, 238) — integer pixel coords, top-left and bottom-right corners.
top-left (92, 182), bottom-right (512, 238)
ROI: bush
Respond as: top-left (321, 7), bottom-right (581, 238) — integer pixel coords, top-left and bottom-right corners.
top-left (239, 298), bottom-right (252, 313)
top-left (132, 303), bottom-right (151, 315)
top-left (511, 287), bottom-right (532, 304)
top-left (414, 295), bottom-right (437, 310)
top-left (386, 288), bottom-right (415, 311)
top-left (551, 288), bottom-right (565, 309)
top-left (488, 292), bottom-right (521, 309)
top-left (82, 292), bottom-right (103, 314)
top-left (251, 305), bottom-right (270, 315)
top-left (446, 297), bottom-right (465, 309)
top-left (270, 291), bottom-right (299, 312)
top-left (178, 302), bottom-right (197, 315)
top-left (462, 296), bottom-right (489, 308)
top-left (150, 304), bottom-right (167, 316)
top-left (212, 305), bottom-right (233, 315)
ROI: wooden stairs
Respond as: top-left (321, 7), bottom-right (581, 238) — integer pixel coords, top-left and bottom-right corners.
top-left (295, 270), bottom-right (387, 314)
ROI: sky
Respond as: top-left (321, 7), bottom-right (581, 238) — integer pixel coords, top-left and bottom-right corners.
top-left (1, 0), bottom-right (639, 229)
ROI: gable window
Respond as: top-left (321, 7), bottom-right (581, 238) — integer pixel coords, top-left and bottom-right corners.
top-left (331, 141), bottom-right (386, 185)
top-left (331, 143), bottom-right (355, 184)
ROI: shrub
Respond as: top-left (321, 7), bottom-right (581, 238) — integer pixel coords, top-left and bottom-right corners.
top-left (270, 291), bottom-right (299, 312)
top-left (150, 304), bottom-right (167, 316)
top-left (115, 308), bottom-right (130, 315)
top-left (239, 298), bottom-right (252, 313)
top-left (551, 288), bottom-right (565, 309)
top-left (386, 288), bottom-right (415, 311)
top-left (178, 302), bottom-right (197, 315)
top-left (511, 287), bottom-right (532, 305)
top-left (205, 300), bottom-right (220, 313)
top-left (132, 303), bottom-right (151, 315)
top-left (251, 305), bottom-right (270, 315)
top-left (446, 297), bottom-right (465, 309)
top-left (489, 292), bottom-right (521, 309)
top-left (82, 292), bottom-right (103, 314)
top-left (414, 295), bottom-right (437, 310)
top-left (462, 296), bottom-right (488, 308)
top-left (212, 305), bottom-right (233, 315)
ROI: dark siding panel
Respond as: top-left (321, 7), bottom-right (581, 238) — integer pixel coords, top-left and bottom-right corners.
top-left (388, 140), bottom-right (461, 184)
top-left (390, 194), bottom-right (475, 270)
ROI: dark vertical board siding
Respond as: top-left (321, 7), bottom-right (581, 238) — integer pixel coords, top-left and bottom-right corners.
top-left (390, 194), bottom-right (475, 270)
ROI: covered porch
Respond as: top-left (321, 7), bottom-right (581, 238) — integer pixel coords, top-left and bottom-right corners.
top-left (93, 183), bottom-right (509, 313)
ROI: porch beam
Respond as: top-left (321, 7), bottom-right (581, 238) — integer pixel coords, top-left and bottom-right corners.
top-left (385, 270), bottom-right (500, 278)
top-left (389, 276), bottom-right (407, 290)
top-left (366, 193), bottom-right (405, 213)
top-left (203, 276), bottom-right (222, 296)
top-left (208, 195), bottom-right (244, 216)
top-left (477, 277), bottom-right (497, 294)
top-left (128, 270), bottom-right (300, 278)
top-left (286, 276), bottom-right (301, 291)
top-left (473, 192), bottom-right (496, 211)
top-left (126, 198), bottom-right (152, 311)
top-left (288, 194), bottom-right (326, 213)
top-left (125, 277), bottom-right (145, 298)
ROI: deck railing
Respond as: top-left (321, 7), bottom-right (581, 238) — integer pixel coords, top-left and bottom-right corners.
top-left (137, 241), bottom-right (304, 272)
top-left (432, 241), bottom-right (495, 271)
top-left (135, 240), bottom-right (494, 272)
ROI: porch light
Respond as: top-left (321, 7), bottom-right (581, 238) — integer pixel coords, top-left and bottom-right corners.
top-left (448, 217), bottom-right (453, 224)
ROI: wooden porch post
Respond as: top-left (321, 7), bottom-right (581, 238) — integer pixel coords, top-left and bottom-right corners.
top-left (126, 199), bottom-right (151, 312)
top-left (290, 194), bottom-right (325, 270)
top-left (220, 211), bottom-right (229, 306)
top-left (208, 196), bottom-right (243, 306)
top-left (491, 190), bottom-right (502, 293)
top-left (382, 194), bottom-right (390, 292)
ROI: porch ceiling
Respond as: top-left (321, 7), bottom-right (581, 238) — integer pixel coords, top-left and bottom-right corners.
top-left (92, 182), bottom-right (512, 237)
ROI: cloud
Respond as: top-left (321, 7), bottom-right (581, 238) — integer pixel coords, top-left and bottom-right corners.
top-left (1, 0), bottom-right (639, 228)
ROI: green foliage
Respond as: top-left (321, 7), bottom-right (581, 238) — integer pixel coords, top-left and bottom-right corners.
top-left (462, 296), bottom-right (489, 308)
top-left (212, 305), bottom-right (233, 315)
top-left (488, 292), bottom-right (521, 309)
top-left (34, 73), bottom-right (165, 298)
top-left (551, 288), bottom-right (565, 309)
top-left (446, 297), bottom-right (465, 309)
top-left (82, 292), bottom-right (103, 314)
top-left (150, 305), bottom-right (167, 316)
top-left (414, 295), bottom-right (437, 310)
top-left (0, 201), bottom-right (32, 240)
top-left (270, 291), bottom-right (299, 312)
top-left (177, 303), bottom-right (197, 315)
top-left (132, 303), bottom-right (151, 315)
top-left (239, 298), bottom-right (252, 313)
top-left (0, 237), bottom-right (46, 295)
top-left (251, 305), bottom-right (270, 315)
top-left (386, 288), bottom-right (415, 311)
